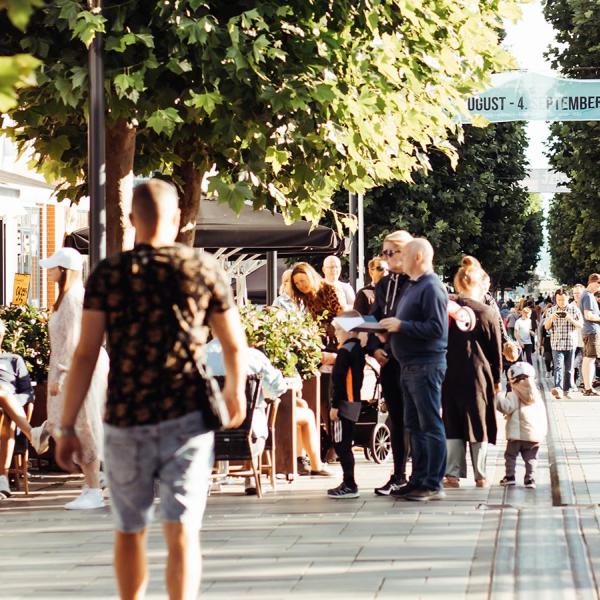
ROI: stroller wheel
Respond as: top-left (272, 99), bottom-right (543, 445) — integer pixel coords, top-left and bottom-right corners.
top-left (363, 447), bottom-right (372, 461)
top-left (370, 424), bottom-right (392, 464)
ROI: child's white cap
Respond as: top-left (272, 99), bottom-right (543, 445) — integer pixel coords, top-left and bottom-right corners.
top-left (507, 361), bottom-right (535, 384)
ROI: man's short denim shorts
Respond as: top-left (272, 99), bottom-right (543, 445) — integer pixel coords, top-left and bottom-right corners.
top-left (103, 410), bottom-right (214, 533)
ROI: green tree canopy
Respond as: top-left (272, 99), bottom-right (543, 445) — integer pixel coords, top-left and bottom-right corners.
top-left (2, 0), bottom-right (522, 253)
top-left (0, 0), bottom-right (41, 111)
top-left (362, 123), bottom-right (543, 289)
top-left (544, 0), bottom-right (600, 282)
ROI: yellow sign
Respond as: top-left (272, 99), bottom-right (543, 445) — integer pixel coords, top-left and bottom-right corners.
top-left (12, 273), bottom-right (31, 305)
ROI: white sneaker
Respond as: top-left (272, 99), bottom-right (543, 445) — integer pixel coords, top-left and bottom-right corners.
top-left (30, 421), bottom-right (51, 454)
top-left (0, 475), bottom-right (11, 498)
top-left (64, 488), bottom-right (105, 510)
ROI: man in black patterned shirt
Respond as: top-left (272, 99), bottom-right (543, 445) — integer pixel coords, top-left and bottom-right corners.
top-left (56, 180), bottom-right (247, 600)
top-left (544, 288), bottom-right (582, 399)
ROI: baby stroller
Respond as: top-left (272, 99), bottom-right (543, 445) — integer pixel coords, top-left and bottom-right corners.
top-left (321, 356), bottom-right (392, 463)
top-left (353, 356), bottom-right (392, 463)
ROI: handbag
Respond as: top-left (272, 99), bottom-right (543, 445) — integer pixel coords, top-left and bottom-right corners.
top-left (172, 303), bottom-right (231, 431)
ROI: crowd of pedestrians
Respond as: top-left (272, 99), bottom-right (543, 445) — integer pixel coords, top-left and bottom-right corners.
top-left (0, 178), bottom-right (598, 600)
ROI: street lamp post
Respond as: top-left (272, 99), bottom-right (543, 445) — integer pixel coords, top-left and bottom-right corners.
top-left (88, 0), bottom-right (106, 268)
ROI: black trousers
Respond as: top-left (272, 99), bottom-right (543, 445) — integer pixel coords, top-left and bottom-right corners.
top-left (380, 357), bottom-right (409, 478)
top-left (522, 343), bottom-right (533, 365)
top-left (332, 416), bottom-right (356, 486)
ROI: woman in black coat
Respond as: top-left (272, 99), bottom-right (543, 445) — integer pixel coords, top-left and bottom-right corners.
top-left (443, 256), bottom-right (502, 489)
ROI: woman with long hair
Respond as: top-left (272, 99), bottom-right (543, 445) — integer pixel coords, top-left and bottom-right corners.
top-left (442, 256), bottom-right (502, 489)
top-left (40, 248), bottom-right (109, 510)
top-left (290, 262), bottom-right (343, 349)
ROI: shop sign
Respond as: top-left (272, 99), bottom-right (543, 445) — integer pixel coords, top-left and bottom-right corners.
top-left (12, 273), bottom-right (31, 305)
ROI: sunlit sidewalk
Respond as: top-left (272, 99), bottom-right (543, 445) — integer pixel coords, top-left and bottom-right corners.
top-left (4, 367), bottom-right (600, 599)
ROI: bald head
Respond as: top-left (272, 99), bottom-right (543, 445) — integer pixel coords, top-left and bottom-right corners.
top-left (403, 238), bottom-right (434, 279)
top-left (322, 255), bottom-right (342, 282)
top-left (130, 179), bottom-right (181, 244)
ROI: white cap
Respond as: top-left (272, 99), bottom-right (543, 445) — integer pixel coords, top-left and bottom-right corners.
top-left (507, 361), bottom-right (535, 384)
top-left (39, 247), bottom-right (84, 271)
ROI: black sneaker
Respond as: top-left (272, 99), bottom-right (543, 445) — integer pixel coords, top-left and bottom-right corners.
top-left (500, 476), bottom-right (516, 486)
top-left (390, 483), bottom-right (419, 497)
top-left (404, 488), bottom-right (447, 502)
top-left (374, 475), bottom-right (407, 496)
top-left (297, 456), bottom-right (311, 476)
top-left (327, 482), bottom-right (360, 499)
top-left (524, 477), bottom-right (536, 489)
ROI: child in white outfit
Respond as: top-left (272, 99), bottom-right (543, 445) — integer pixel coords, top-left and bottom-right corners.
top-left (496, 361), bottom-right (547, 489)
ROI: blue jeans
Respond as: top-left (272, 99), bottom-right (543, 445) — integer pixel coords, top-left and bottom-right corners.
top-left (552, 349), bottom-right (575, 391)
top-left (401, 361), bottom-right (447, 491)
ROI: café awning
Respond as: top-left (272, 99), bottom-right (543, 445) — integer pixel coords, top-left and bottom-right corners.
top-left (65, 199), bottom-right (342, 258)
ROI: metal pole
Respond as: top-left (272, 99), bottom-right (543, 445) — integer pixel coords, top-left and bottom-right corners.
top-left (348, 192), bottom-right (358, 290)
top-left (357, 193), bottom-right (365, 289)
top-left (266, 251), bottom-right (278, 305)
top-left (88, 0), bottom-right (106, 267)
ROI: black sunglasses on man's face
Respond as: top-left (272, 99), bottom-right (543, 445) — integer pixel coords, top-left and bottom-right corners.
top-left (369, 266), bottom-right (385, 272)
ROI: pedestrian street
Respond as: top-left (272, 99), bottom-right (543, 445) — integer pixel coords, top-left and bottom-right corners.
top-left (2, 363), bottom-right (600, 599)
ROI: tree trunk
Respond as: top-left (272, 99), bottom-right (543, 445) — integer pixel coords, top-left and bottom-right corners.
top-left (174, 161), bottom-right (204, 247)
top-left (105, 120), bottom-right (136, 256)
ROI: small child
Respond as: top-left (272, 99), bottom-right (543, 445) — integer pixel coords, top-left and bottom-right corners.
top-left (327, 318), bottom-right (365, 499)
top-left (502, 342), bottom-right (521, 392)
top-left (496, 362), bottom-right (547, 489)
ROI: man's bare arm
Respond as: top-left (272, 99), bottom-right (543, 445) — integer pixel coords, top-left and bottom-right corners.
top-left (60, 310), bottom-right (106, 428)
top-left (584, 309), bottom-right (600, 323)
top-left (209, 307), bottom-right (248, 428)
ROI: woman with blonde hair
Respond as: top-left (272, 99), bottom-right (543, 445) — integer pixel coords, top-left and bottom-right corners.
top-left (272, 269), bottom-right (298, 312)
top-left (442, 256), bottom-right (502, 489)
top-left (38, 248), bottom-right (109, 510)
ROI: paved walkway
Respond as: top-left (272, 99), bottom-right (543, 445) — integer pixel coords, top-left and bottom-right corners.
top-left (2, 361), bottom-right (600, 599)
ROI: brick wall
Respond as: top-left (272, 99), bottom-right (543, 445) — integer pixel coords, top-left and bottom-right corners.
top-left (39, 204), bottom-right (57, 309)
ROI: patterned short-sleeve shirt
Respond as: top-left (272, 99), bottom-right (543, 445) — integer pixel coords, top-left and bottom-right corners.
top-left (84, 244), bottom-right (233, 427)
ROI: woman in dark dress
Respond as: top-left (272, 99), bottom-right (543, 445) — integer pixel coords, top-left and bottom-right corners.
top-left (443, 256), bottom-right (502, 489)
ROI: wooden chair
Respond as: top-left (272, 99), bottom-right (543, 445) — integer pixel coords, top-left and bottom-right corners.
top-left (213, 374), bottom-right (264, 497)
top-left (8, 402), bottom-right (34, 495)
top-left (260, 397), bottom-right (281, 492)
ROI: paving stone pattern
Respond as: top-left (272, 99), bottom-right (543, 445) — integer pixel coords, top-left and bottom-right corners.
top-left (2, 361), bottom-right (600, 599)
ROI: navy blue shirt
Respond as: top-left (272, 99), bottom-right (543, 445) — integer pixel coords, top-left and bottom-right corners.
top-left (390, 272), bottom-right (448, 365)
top-left (0, 352), bottom-right (34, 407)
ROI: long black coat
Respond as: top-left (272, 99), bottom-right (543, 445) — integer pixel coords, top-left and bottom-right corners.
top-left (442, 297), bottom-right (502, 444)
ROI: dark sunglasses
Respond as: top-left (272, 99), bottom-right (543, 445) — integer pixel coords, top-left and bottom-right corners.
top-left (381, 249), bottom-right (401, 258)
top-left (369, 266), bottom-right (385, 271)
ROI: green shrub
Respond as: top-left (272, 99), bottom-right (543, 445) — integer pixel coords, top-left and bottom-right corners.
top-left (240, 304), bottom-right (323, 379)
top-left (0, 304), bottom-right (50, 383)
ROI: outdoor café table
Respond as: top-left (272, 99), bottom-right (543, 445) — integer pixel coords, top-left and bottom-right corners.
top-left (274, 375), bottom-right (302, 480)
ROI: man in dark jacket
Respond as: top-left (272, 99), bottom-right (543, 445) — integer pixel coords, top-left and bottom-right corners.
top-left (381, 238), bottom-right (449, 502)
top-left (367, 230), bottom-right (413, 496)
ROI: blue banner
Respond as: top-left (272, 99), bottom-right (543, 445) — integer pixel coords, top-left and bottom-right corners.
top-left (462, 72), bottom-right (600, 123)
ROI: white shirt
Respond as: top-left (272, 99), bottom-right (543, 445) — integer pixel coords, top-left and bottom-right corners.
top-left (333, 280), bottom-right (356, 307)
top-left (515, 317), bottom-right (533, 345)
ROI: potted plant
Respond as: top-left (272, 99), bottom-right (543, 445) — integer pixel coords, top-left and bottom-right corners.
top-left (239, 304), bottom-right (323, 379)
top-left (0, 304), bottom-right (50, 384)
